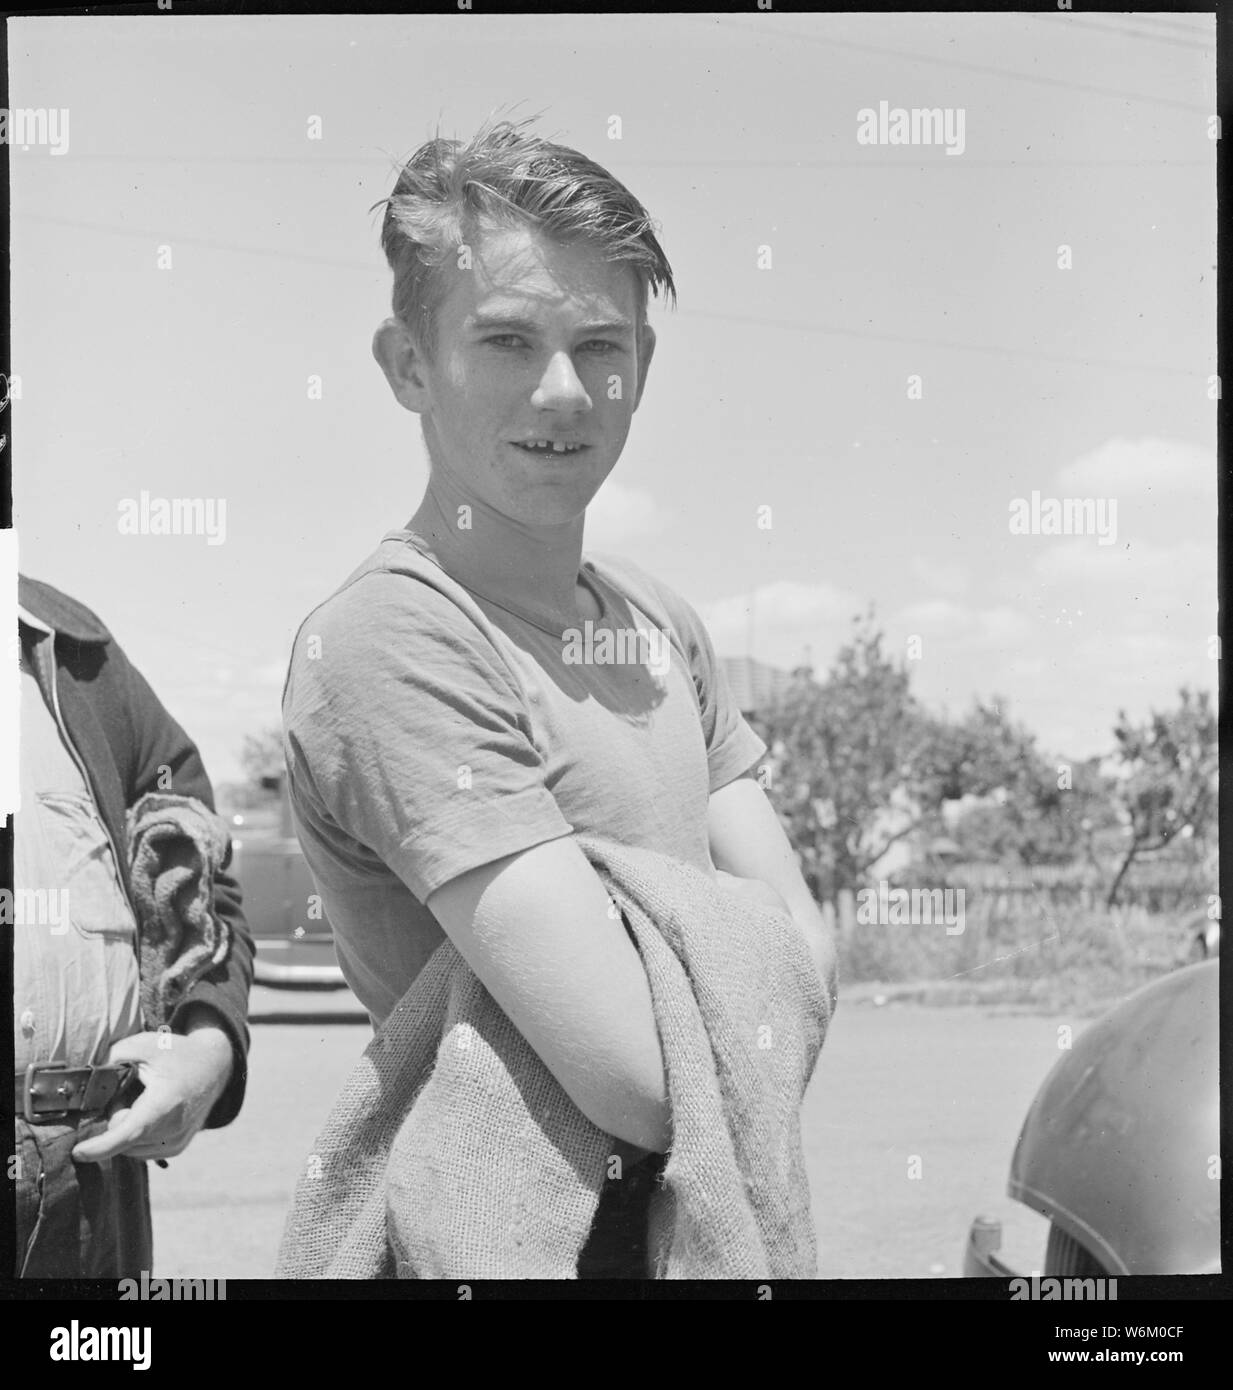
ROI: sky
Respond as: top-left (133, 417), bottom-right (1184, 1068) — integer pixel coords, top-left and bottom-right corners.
top-left (6, 10), bottom-right (1217, 787)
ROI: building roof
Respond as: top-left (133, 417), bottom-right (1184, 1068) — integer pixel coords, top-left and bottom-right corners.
top-left (718, 655), bottom-right (797, 716)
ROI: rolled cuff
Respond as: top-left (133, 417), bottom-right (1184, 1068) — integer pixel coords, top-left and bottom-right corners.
top-left (707, 722), bottom-right (769, 795)
top-left (170, 988), bottom-right (249, 1130)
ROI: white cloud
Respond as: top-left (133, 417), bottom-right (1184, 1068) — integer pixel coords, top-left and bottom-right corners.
top-left (1056, 436), bottom-right (1214, 498)
top-left (1008, 655), bottom-right (1047, 680)
top-left (585, 481), bottom-right (668, 547)
top-left (909, 555), bottom-right (968, 596)
top-left (897, 600), bottom-right (1031, 646)
top-left (1034, 537), bottom-right (1214, 596)
top-left (974, 606), bottom-right (1034, 644)
top-left (1075, 627), bottom-right (1215, 675)
top-left (698, 579), bottom-right (857, 665)
top-left (900, 599), bottom-right (969, 629)
top-left (255, 659), bottom-right (290, 687)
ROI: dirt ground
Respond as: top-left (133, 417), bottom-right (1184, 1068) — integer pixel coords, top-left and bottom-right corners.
top-left (150, 984), bottom-right (1076, 1280)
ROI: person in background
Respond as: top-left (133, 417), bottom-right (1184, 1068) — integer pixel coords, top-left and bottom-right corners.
top-left (13, 575), bottom-right (253, 1278)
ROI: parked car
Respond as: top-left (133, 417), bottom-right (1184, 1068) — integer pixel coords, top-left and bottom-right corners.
top-left (1185, 906), bottom-right (1221, 962)
top-left (965, 959), bottom-right (1219, 1277)
top-left (229, 778), bottom-right (346, 989)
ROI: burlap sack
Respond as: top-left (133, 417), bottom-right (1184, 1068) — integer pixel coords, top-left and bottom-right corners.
top-left (276, 834), bottom-right (831, 1279)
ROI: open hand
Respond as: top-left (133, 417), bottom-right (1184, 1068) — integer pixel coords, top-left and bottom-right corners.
top-left (72, 1012), bottom-right (233, 1165)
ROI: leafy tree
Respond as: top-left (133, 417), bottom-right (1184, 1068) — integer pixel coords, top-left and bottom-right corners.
top-left (909, 697), bottom-right (1037, 807)
top-left (949, 748), bottom-right (1121, 868)
top-left (239, 726), bottom-right (286, 789)
top-left (759, 615), bottom-right (1029, 897)
top-left (759, 612), bottom-right (916, 896)
top-left (1105, 687), bottom-right (1217, 907)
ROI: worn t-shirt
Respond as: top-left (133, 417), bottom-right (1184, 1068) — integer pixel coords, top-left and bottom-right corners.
top-left (282, 530), bottom-right (766, 1025)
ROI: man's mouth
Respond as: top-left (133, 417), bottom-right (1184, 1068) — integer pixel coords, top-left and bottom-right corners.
top-left (512, 439), bottom-right (589, 456)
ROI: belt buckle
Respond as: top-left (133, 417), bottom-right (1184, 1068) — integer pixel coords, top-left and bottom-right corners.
top-left (23, 1062), bottom-right (76, 1124)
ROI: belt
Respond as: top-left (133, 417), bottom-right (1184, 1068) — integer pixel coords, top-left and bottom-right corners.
top-left (15, 1062), bottom-right (138, 1125)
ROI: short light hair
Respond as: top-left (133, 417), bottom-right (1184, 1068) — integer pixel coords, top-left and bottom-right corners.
top-left (374, 115), bottom-right (676, 359)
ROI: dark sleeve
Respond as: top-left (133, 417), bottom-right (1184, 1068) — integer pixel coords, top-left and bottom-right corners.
top-left (112, 648), bottom-right (253, 1130)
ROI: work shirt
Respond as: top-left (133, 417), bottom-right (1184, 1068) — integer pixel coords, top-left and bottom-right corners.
top-left (14, 626), bottom-right (142, 1072)
top-left (283, 531), bottom-right (766, 1026)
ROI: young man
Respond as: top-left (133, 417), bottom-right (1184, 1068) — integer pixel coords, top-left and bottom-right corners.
top-left (282, 118), bottom-right (837, 1276)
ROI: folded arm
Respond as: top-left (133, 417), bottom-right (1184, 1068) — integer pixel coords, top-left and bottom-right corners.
top-left (427, 836), bottom-right (671, 1154)
top-left (76, 648), bottom-right (252, 1164)
top-left (117, 654), bottom-right (254, 1123)
top-left (707, 772), bottom-right (839, 1014)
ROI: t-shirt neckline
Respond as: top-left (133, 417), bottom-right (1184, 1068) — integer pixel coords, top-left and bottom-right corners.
top-left (386, 529), bottom-right (610, 638)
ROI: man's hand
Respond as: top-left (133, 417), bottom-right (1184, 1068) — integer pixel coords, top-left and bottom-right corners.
top-left (713, 869), bottom-right (791, 915)
top-left (714, 867), bottom-right (836, 1014)
top-left (799, 906), bottom-right (840, 1020)
top-left (72, 1007), bottom-right (234, 1165)
top-left (708, 777), bottom-right (840, 1018)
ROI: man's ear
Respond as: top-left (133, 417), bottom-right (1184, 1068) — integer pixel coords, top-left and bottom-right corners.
top-left (632, 323), bottom-right (657, 413)
top-left (372, 317), bottom-right (431, 414)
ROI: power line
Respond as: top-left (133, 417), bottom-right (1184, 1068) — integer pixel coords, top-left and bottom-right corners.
top-left (619, 157), bottom-right (1209, 171)
top-left (31, 154), bottom-right (1211, 170)
top-left (24, 215), bottom-right (1208, 378)
top-left (689, 15), bottom-right (1212, 114)
top-left (25, 215), bottom-right (379, 275)
top-left (1096, 13), bottom-right (1217, 39)
top-left (676, 306), bottom-right (1203, 379)
top-left (1025, 12), bottom-right (1214, 52)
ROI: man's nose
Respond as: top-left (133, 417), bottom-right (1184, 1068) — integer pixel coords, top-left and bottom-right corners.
top-left (531, 350), bottom-right (593, 412)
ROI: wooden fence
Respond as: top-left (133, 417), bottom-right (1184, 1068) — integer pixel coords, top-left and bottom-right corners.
top-left (890, 861), bottom-right (1212, 916)
top-left (818, 861), bottom-right (1213, 937)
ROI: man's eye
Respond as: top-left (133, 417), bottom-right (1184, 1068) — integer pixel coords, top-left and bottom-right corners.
top-left (485, 335), bottom-right (528, 349)
top-left (581, 340), bottom-right (622, 355)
